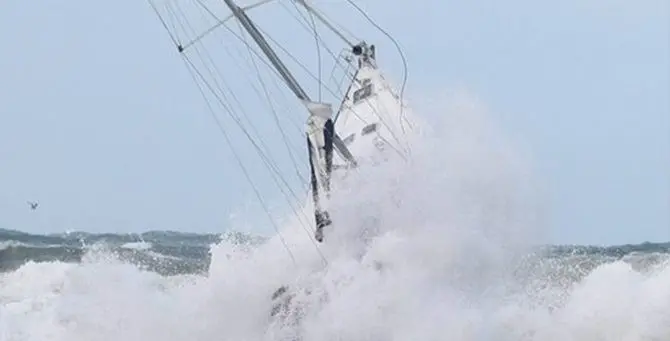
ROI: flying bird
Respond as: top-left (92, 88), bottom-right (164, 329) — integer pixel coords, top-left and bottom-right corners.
top-left (27, 201), bottom-right (39, 210)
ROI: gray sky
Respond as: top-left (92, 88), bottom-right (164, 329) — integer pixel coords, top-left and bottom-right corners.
top-left (0, 0), bottom-right (668, 245)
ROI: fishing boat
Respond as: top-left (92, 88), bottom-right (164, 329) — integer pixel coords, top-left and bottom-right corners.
top-left (146, 0), bottom-right (418, 328)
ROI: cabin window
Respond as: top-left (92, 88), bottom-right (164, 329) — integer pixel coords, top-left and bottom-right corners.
top-left (343, 133), bottom-right (355, 145)
top-left (352, 79), bottom-right (373, 104)
top-left (361, 123), bottom-right (378, 136)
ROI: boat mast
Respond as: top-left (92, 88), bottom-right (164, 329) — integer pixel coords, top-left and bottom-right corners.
top-left (221, 0), bottom-right (356, 165)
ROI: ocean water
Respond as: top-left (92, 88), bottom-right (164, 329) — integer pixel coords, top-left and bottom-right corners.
top-left (2, 230), bottom-right (669, 341)
top-left (2, 94), bottom-right (669, 341)
top-left (2, 228), bottom-right (668, 276)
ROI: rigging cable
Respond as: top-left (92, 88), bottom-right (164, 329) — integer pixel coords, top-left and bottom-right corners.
top-left (146, 0), bottom-right (301, 265)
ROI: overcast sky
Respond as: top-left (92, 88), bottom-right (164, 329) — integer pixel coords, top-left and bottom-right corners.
top-left (0, 0), bottom-right (667, 245)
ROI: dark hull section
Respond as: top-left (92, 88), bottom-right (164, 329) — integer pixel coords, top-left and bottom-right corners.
top-left (306, 117), bottom-right (335, 242)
